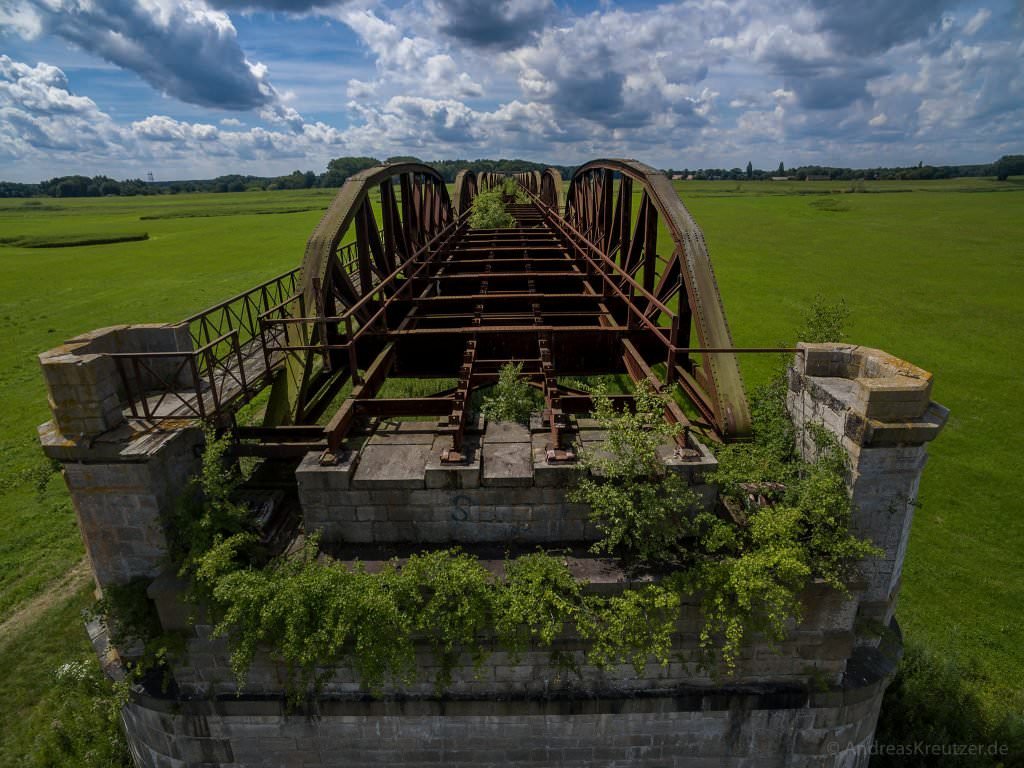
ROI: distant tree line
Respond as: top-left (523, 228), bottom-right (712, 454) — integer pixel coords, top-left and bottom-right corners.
top-left (1, 155), bottom-right (1019, 198)
top-left (664, 156), bottom-right (1022, 182)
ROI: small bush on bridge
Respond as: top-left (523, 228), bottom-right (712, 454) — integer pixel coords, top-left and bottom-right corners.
top-left (480, 362), bottom-right (536, 424)
top-left (468, 187), bottom-right (514, 229)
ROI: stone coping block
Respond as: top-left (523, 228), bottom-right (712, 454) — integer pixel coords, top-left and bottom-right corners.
top-left (424, 435), bottom-right (481, 489)
top-left (532, 433), bottom-right (580, 487)
top-left (297, 450), bottom-right (358, 490)
top-left (482, 442), bottom-right (533, 487)
top-left (39, 323), bottom-right (194, 437)
top-left (847, 401), bottom-right (949, 447)
top-left (796, 343), bottom-right (932, 421)
top-left (352, 443), bottom-right (432, 489)
top-left (483, 420), bottom-right (531, 444)
top-left (482, 420), bottom-right (533, 487)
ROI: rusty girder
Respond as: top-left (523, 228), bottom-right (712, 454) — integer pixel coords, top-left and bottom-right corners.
top-left (539, 168), bottom-right (562, 210)
top-left (513, 170), bottom-right (541, 195)
top-left (265, 163), bottom-right (458, 425)
top-left (454, 169), bottom-right (479, 215)
top-left (478, 172), bottom-right (504, 192)
top-left (111, 158), bottom-right (760, 457)
top-left (560, 159), bottom-right (751, 437)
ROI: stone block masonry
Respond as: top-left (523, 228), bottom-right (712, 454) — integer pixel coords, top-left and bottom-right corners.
top-left (789, 343), bottom-right (947, 627)
top-left (297, 417), bottom-right (718, 545)
top-left (39, 331), bottom-right (946, 767)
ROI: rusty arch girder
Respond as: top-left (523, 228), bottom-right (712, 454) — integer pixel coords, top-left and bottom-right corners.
top-left (454, 169), bottom-right (479, 215)
top-left (300, 162), bottom-right (452, 313)
top-left (539, 168), bottom-right (562, 209)
top-left (478, 172), bottom-right (504, 192)
top-left (260, 158), bottom-right (749, 442)
top-left (564, 159), bottom-right (751, 437)
top-left (513, 170), bottom-right (541, 195)
top-left (268, 163), bottom-right (456, 424)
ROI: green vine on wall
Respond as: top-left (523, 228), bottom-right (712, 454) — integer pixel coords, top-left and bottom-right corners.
top-left (192, 535), bottom-right (675, 702)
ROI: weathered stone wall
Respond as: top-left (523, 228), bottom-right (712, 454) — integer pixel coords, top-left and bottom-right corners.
top-left (38, 323), bottom-right (203, 589)
top-left (57, 427), bottom-right (201, 587)
top-left (38, 335), bottom-right (946, 767)
top-left (297, 419), bottom-right (717, 545)
top-left (121, 637), bottom-right (895, 768)
top-left (158, 578), bottom-right (859, 699)
top-left (39, 324), bottom-right (192, 437)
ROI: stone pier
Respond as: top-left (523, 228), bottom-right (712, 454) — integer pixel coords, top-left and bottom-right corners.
top-left (39, 337), bottom-right (946, 767)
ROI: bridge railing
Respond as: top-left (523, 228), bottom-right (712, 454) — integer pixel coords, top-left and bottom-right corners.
top-left (107, 267), bottom-right (301, 422)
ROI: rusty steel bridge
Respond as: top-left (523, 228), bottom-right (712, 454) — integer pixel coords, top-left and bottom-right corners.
top-left (112, 160), bottom-right (770, 464)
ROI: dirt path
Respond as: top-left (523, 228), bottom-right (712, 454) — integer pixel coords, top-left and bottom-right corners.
top-left (0, 558), bottom-right (92, 649)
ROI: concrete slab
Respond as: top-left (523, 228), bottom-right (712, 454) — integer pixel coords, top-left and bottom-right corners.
top-left (483, 421), bottom-right (531, 444)
top-left (352, 443), bottom-right (430, 489)
top-left (482, 442), bottom-right (533, 487)
top-left (368, 421), bottom-right (438, 445)
top-left (296, 450), bottom-right (357, 491)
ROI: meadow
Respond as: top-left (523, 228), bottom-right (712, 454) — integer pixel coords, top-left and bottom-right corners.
top-left (0, 177), bottom-right (1021, 763)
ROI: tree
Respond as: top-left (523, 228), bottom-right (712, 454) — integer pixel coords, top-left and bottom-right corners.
top-left (994, 155), bottom-right (1024, 181)
top-left (777, 161), bottom-right (785, 175)
top-left (322, 156), bottom-right (380, 187)
top-left (746, 161), bottom-right (753, 179)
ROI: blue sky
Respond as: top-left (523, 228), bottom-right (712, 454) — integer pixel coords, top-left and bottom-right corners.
top-left (0, 0), bottom-right (1021, 182)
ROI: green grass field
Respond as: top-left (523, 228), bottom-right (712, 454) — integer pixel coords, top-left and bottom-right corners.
top-left (0, 179), bottom-right (1021, 763)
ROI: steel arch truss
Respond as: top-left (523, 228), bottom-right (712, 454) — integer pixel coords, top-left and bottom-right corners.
top-left (266, 163), bottom-right (459, 425)
top-left (558, 159), bottom-right (751, 437)
top-left (454, 169), bottom-right (479, 215)
top-left (539, 168), bottom-right (562, 210)
top-left (121, 159), bottom-right (755, 457)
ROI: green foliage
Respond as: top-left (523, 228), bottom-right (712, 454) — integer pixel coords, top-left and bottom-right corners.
top-left (569, 296), bottom-right (878, 672)
top-left (570, 381), bottom-right (698, 565)
top-left (169, 430), bottom-right (258, 586)
top-left (795, 293), bottom-right (850, 343)
top-left (468, 187), bottom-right (514, 229)
top-left (875, 642), bottom-right (1024, 767)
top-left (0, 232), bottom-right (149, 248)
top-left (501, 178), bottom-right (529, 203)
top-left (493, 552), bottom-right (583, 657)
top-left (994, 154), bottom-right (1024, 182)
top-left (89, 579), bottom-right (162, 651)
top-left (480, 362), bottom-right (536, 423)
top-left (395, 548), bottom-right (494, 685)
top-left (200, 537), bottom-right (419, 700)
top-left (193, 519), bottom-right (683, 699)
top-left (686, 297), bottom-right (878, 669)
top-left (579, 583), bottom-right (680, 674)
top-left (26, 658), bottom-right (131, 768)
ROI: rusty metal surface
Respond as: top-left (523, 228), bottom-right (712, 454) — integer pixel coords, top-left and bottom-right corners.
top-left (539, 168), bottom-right (562, 210)
top-left (454, 169), bottom-right (479, 215)
top-left (97, 159), bottom-right (758, 452)
top-left (563, 159), bottom-right (751, 437)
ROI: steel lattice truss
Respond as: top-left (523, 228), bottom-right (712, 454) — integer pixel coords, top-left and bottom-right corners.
top-left (116, 160), bottom-right (757, 462)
